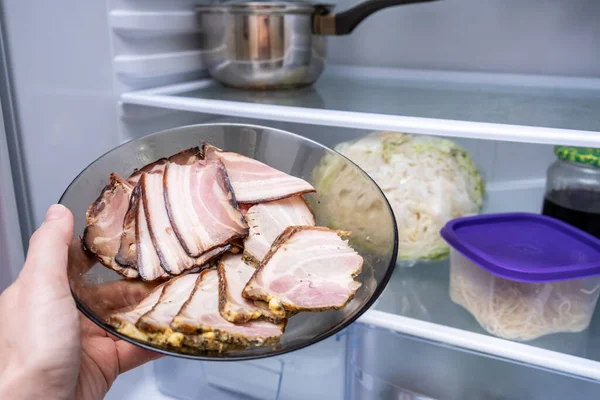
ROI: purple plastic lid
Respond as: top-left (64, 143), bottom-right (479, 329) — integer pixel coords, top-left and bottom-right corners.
top-left (440, 213), bottom-right (600, 283)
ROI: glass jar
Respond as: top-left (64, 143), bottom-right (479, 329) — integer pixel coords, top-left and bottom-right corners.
top-left (542, 146), bottom-right (600, 239)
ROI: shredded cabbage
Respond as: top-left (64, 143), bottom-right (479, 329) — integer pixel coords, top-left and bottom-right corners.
top-left (313, 132), bottom-right (484, 265)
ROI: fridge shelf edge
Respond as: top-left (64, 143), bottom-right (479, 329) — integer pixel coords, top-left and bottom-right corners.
top-left (121, 83), bottom-right (600, 147)
top-left (358, 309), bottom-right (600, 382)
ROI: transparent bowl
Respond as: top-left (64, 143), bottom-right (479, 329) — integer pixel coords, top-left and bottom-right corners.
top-left (61, 123), bottom-right (398, 360)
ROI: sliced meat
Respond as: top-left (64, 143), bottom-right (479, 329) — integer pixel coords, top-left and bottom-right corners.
top-left (168, 146), bottom-right (201, 165)
top-left (171, 269), bottom-right (284, 348)
top-left (128, 158), bottom-right (168, 186)
top-left (202, 143), bottom-right (315, 204)
top-left (238, 203), bottom-right (253, 217)
top-left (218, 253), bottom-right (282, 324)
top-left (108, 284), bottom-right (165, 341)
top-left (243, 226), bottom-right (363, 317)
top-left (117, 148), bottom-right (200, 268)
top-left (142, 171), bottom-right (231, 275)
top-left (135, 184), bottom-right (168, 281)
top-left (164, 159), bottom-right (248, 257)
top-left (136, 273), bottom-right (199, 346)
top-left (82, 173), bottom-right (139, 279)
top-left (243, 196), bottom-right (315, 266)
top-left (114, 183), bottom-right (141, 268)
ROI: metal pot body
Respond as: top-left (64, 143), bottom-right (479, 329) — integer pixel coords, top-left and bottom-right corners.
top-left (199, 9), bottom-right (329, 90)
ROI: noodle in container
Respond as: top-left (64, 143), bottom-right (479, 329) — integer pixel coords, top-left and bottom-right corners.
top-left (441, 213), bottom-right (600, 341)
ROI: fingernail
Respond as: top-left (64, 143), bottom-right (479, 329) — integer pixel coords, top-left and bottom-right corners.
top-left (45, 204), bottom-right (67, 222)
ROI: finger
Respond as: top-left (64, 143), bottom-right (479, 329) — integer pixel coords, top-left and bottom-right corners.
top-left (67, 237), bottom-right (97, 278)
top-left (21, 205), bottom-right (74, 287)
top-left (115, 340), bottom-right (163, 374)
top-left (80, 279), bottom-right (161, 319)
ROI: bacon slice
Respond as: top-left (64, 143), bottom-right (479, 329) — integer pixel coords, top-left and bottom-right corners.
top-left (238, 203), bottom-right (253, 217)
top-left (114, 184), bottom-right (142, 269)
top-left (243, 226), bottom-right (363, 317)
top-left (218, 253), bottom-right (282, 324)
top-left (141, 172), bottom-right (229, 275)
top-left (127, 158), bottom-right (168, 186)
top-left (136, 273), bottom-right (199, 347)
top-left (243, 196), bottom-right (315, 266)
top-left (164, 159), bottom-right (248, 257)
top-left (171, 269), bottom-right (284, 348)
top-left (82, 173), bottom-right (139, 279)
top-left (135, 184), bottom-right (167, 281)
top-left (118, 161), bottom-right (168, 269)
top-left (167, 146), bottom-right (202, 165)
top-left (202, 143), bottom-right (315, 204)
top-left (108, 284), bottom-right (166, 341)
top-left (117, 148), bottom-right (201, 269)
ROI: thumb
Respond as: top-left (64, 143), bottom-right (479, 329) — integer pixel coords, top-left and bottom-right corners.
top-left (21, 204), bottom-right (74, 287)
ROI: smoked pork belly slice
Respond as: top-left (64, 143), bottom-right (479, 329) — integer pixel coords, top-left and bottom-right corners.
top-left (82, 173), bottom-right (139, 279)
top-left (136, 273), bottom-right (199, 347)
top-left (135, 184), bottom-right (168, 281)
top-left (127, 158), bottom-right (168, 186)
top-left (243, 226), bottom-right (363, 317)
top-left (118, 161), bottom-right (167, 268)
top-left (115, 182), bottom-right (143, 269)
top-left (164, 159), bottom-right (248, 257)
top-left (117, 148), bottom-right (200, 268)
top-left (218, 253), bottom-right (282, 324)
top-left (108, 283), bottom-right (165, 342)
top-left (171, 269), bottom-right (284, 348)
top-left (167, 146), bottom-right (202, 165)
top-left (243, 196), bottom-right (315, 266)
top-left (142, 172), bottom-right (231, 275)
top-left (202, 143), bottom-right (315, 204)
top-left (238, 203), bottom-right (253, 217)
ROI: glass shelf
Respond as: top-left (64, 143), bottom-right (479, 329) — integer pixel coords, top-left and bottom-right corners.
top-left (122, 65), bottom-right (600, 146)
top-left (373, 260), bottom-right (600, 364)
top-left (360, 183), bottom-right (600, 382)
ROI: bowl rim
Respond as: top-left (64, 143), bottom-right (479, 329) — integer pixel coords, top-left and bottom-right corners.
top-left (60, 122), bottom-right (399, 361)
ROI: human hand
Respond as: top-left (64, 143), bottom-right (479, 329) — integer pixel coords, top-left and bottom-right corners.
top-left (0, 204), bottom-right (161, 400)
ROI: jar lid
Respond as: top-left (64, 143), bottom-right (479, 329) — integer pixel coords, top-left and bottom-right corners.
top-left (441, 213), bottom-right (600, 282)
top-left (555, 146), bottom-right (600, 168)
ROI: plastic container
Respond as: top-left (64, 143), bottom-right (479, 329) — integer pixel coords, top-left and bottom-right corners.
top-left (441, 213), bottom-right (600, 341)
top-left (542, 146), bottom-right (600, 239)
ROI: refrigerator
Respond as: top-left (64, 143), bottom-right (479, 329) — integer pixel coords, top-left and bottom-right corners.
top-left (1, 0), bottom-right (600, 399)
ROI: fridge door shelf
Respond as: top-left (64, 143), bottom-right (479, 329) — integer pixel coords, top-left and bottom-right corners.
top-left (121, 65), bottom-right (600, 147)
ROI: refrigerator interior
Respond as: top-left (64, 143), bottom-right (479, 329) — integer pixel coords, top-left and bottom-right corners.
top-left (2, 0), bottom-right (600, 399)
top-left (0, 99), bottom-right (23, 291)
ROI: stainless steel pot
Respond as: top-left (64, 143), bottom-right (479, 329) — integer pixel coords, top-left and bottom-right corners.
top-left (197, 0), bottom-right (439, 89)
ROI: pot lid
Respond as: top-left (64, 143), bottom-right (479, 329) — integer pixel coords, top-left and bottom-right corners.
top-left (197, 0), bottom-right (335, 14)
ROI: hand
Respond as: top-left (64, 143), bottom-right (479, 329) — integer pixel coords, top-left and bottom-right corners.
top-left (0, 204), bottom-right (161, 400)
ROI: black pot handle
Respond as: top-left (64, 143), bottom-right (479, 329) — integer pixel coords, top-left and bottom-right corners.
top-left (314, 0), bottom-right (440, 35)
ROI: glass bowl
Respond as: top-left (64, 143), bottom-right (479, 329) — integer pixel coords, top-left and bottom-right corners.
top-left (61, 123), bottom-right (398, 360)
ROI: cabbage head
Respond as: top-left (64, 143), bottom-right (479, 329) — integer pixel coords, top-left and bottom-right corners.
top-left (313, 132), bottom-right (484, 266)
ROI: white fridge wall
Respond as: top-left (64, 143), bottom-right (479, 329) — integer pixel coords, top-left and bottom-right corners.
top-left (327, 0), bottom-right (600, 77)
top-left (1, 0), bottom-right (121, 227)
top-left (0, 100), bottom-right (23, 290)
